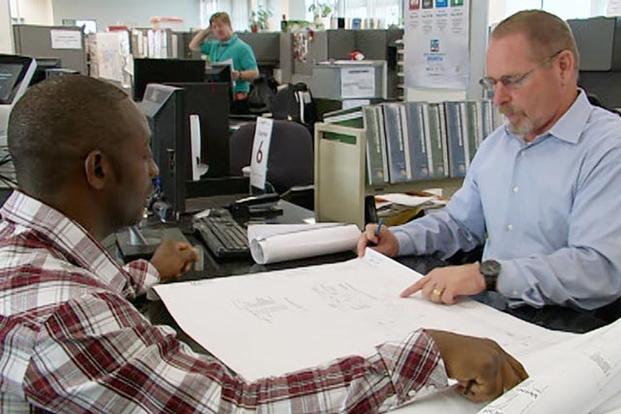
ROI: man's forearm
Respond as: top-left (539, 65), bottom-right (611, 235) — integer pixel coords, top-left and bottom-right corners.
top-left (237, 69), bottom-right (259, 82)
top-left (189, 29), bottom-right (209, 51)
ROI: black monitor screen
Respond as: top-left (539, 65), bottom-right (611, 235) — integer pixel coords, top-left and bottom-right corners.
top-left (205, 64), bottom-right (232, 84)
top-left (133, 58), bottom-right (206, 101)
top-left (30, 57), bottom-right (62, 86)
top-left (0, 63), bottom-right (27, 105)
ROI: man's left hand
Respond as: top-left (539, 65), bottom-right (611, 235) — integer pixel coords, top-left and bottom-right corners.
top-left (232, 70), bottom-right (241, 81)
top-left (400, 263), bottom-right (486, 304)
top-left (151, 240), bottom-right (200, 282)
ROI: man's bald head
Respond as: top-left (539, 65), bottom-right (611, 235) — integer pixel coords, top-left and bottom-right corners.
top-left (7, 75), bottom-right (132, 198)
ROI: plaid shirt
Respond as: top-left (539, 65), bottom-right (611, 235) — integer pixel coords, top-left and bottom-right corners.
top-left (0, 191), bottom-right (447, 413)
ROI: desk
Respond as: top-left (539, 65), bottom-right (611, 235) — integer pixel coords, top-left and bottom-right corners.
top-left (131, 201), bottom-right (621, 354)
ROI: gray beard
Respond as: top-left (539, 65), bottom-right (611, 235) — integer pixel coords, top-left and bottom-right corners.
top-left (505, 115), bottom-right (534, 139)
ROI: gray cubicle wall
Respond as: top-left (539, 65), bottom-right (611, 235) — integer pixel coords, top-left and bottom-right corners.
top-left (279, 29), bottom-right (402, 90)
top-left (569, 16), bottom-right (621, 71)
top-left (236, 32), bottom-right (280, 65)
top-left (568, 16), bottom-right (621, 108)
top-left (13, 25), bottom-right (87, 75)
top-left (354, 29), bottom-right (403, 60)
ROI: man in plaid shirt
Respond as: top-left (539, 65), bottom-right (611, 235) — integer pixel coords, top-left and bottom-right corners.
top-left (0, 76), bottom-right (526, 413)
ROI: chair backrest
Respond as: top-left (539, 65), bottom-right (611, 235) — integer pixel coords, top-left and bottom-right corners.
top-left (229, 120), bottom-right (314, 193)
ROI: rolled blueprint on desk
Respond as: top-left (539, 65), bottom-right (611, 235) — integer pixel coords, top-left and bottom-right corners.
top-left (248, 223), bottom-right (361, 264)
top-left (476, 318), bottom-right (621, 414)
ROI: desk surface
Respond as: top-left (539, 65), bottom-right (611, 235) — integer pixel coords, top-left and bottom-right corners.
top-left (132, 201), bottom-right (621, 354)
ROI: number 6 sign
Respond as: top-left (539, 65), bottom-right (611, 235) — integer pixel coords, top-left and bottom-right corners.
top-left (250, 117), bottom-right (274, 190)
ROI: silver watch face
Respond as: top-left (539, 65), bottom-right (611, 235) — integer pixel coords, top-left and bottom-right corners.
top-left (481, 260), bottom-right (501, 276)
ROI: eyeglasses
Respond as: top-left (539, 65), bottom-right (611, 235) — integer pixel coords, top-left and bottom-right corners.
top-left (479, 50), bottom-right (565, 92)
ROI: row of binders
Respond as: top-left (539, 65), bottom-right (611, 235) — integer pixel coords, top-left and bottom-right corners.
top-left (323, 101), bottom-right (504, 185)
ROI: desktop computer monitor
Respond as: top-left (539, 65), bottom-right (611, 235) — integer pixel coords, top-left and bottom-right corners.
top-left (140, 84), bottom-right (187, 214)
top-left (132, 58), bottom-right (206, 101)
top-left (165, 82), bottom-right (230, 178)
top-left (140, 82), bottom-right (230, 215)
top-left (0, 55), bottom-right (37, 136)
top-left (205, 63), bottom-right (232, 84)
top-left (29, 57), bottom-right (62, 86)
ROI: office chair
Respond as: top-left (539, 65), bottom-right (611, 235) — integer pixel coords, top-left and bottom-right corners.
top-left (229, 120), bottom-right (314, 194)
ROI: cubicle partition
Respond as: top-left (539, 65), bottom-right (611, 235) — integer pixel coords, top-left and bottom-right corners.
top-left (13, 24), bottom-right (87, 74)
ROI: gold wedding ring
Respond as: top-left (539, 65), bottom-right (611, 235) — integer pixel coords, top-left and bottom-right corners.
top-left (432, 287), bottom-right (444, 297)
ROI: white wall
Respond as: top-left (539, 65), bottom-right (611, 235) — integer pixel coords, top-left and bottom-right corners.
top-left (489, 0), bottom-right (609, 24)
top-left (16, 0), bottom-right (53, 24)
top-left (51, 0), bottom-right (201, 30)
top-left (288, 0), bottom-right (306, 20)
top-left (0, 0), bottom-right (12, 53)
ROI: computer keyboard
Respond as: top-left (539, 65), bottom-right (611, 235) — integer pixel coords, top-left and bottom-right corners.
top-left (193, 209), bottom-right (250, 258)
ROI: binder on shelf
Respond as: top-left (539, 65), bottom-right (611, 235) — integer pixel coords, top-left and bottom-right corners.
top-left (438, 103), bottom-right (450, 177)
top-left (465, 101), bottom-right (479, 167)
top-left (382, 103), bottom-right (410, 183)
top-left (363, 106), bottom-right (388, 185)
top-left (480, 100), bottom-right (495, 143)
top-left (375, 105), bottom-right (391, 183)
top-left (399, 104), bottom-right (413, 180)
top-left (404, 102), bottom-right (430, 180)
top-left (426, 103), bottom-right (449, 179)
top-left (445, 101), bottom-right (467, 178)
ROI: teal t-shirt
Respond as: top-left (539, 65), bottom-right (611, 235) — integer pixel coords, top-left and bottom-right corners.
top-left (201, 35), bottom-right (258, 93)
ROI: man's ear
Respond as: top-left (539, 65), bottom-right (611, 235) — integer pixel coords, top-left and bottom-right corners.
top-left (84, 150), bottom-right (112, 190)
top-left (557, 50), bottom-right (575, 86)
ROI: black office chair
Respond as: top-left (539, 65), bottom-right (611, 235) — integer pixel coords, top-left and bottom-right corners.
top-left (229, 120), bottom-right (314, 194)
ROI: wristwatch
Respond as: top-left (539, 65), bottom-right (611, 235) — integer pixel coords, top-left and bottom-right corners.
top-left (479, 260), bottom-right (501, 291)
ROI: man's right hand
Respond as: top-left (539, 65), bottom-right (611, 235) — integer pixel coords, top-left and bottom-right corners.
top-left (151, 240), bottom-right (200, 282)
top-left (356, 223), bottom-right (399, 257)
top-left (426, 330), bottom-right (528, 402)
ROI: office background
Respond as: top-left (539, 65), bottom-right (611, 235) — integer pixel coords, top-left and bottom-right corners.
top-left (0, 0), bottom-right (614, 56)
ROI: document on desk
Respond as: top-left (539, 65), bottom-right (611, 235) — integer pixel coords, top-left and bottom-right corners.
top-left (247, 223), bottom-right (360, 264)
top-left (153, 248), bottom-right (573, 386)
top-left (475, 318), bottom-right (621, 414)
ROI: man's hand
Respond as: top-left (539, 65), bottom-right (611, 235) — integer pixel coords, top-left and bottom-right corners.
top-left (232, 70), bottom-right (240, 81)
top-left (427, 330), bottom-right (528, 402)
top-left (151, 240), bottom-right (200, 282)
top-left (356, 223), bottom-right (399, 257)
top-left (188, 27), bottom-right (212, 52)
top-left (400, 263), bottom-right (486, 304)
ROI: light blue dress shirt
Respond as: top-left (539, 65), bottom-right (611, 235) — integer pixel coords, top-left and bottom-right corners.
top-left (393, 90), bottom-right (621, 310)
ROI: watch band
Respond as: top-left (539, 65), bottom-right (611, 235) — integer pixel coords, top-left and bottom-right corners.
top-left (479, 260), bottom-right (501, 291)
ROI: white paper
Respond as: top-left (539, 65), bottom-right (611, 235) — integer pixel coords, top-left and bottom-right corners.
top-left (405, 0), bottom-right (470, 89)
top-left (250, 117), bottom-right (273, 190)
top-left (248, 223), bottom-right (360, 264)
top-left (50, 29), bottom-right (82, 49)
top-left (478, 319), bottom-right (621, 414)
top-left (217, 58), bottom-right (235, 71)
top-left (342, 99), bottom-right (371, 110)
top-left (376, 193), bottom-right (436, 207)
top-left (153, 249), bottom-right (573, 384)
top-left (94, 32), bottom-right (131, 86)
top-left (341, 67), bottom-right (376, 98)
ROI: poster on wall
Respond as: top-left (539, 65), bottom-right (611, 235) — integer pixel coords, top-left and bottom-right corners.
top-left (404, 0), bottom-right (470, 89)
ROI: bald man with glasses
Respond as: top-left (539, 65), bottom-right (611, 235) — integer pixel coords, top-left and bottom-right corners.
top-left (358, 10), bottom-right (621, 311)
